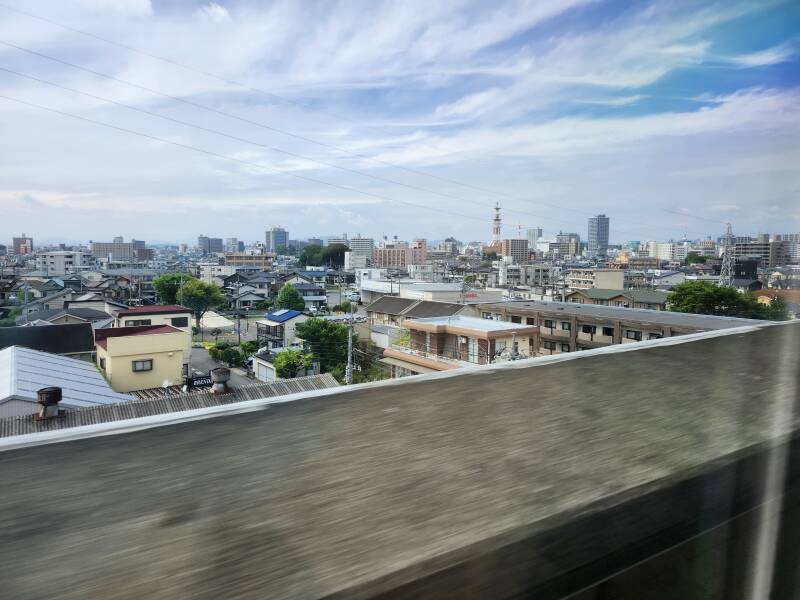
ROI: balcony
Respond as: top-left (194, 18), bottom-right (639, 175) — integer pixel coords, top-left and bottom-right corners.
top-left (383, 344), bottom-right (471, 370)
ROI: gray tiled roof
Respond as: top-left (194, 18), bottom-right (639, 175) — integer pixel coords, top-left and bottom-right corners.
top-left (0, 374), bottom-right (339, 438)
top-left (365, 295), bottom-right (416, 315)
top-left (402, 301), bottom-right (465, 319)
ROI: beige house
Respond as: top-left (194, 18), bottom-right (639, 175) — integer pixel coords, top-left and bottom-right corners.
top-left (115, 305), bottom-right (193, 375)
top-left (95, 325), bottom-right (186, 393)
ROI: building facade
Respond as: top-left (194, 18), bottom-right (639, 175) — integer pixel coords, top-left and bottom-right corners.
top-left (588, 214), bottom-right (610, 257)
top-left (501, 239), bottom-right (529, 264)
top-left (265, 228), bottom-right (289, 252)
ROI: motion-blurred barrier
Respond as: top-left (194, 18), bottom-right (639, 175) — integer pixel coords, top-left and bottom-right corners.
top-left (0, 322), bottom-right (798, 599)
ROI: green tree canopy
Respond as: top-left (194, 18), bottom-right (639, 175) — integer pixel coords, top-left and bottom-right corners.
top-left (685, 252), bottom-right (707, 265)
top-left (274, 348), bottom-right (314, 378)
top-left (298, 244), bottom-right (324, 266)
top-left (483, 250), bottom-right (498, 261)
top-left (275, 283), bottom-right (306, 311)
top-left (667, 281), bottom-right (786, 320)
top-left (321, 243), bottom-right (349, 268)
top-left (178, 279), bottom-right (226, 328)
top-left (295, 317), bottom-right (351, 373)
top-left (153, 272), bottom-right (196, 305)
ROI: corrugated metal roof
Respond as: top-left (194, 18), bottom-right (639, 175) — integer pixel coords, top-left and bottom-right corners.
top-left (365, 295), bottom-right (416, 315)
top-left (402, 301), bottom-right (464, 319)
top-left (0, 373), bottom-right (340, 438)
top-left (0, 346), bottom-right (132, 411)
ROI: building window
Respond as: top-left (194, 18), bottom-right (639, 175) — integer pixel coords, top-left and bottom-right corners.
top-left (561, 344), bottom-right (570, 352)
top-left (510, 316), bottom-right (522, 324)
top-left (625, 330), bottom-right (642, 341)
top-left (648, 333), bottom-right (663, 340)
top-left (126, 319), bottom-right (151, 326)
top-left (561, 322), bottom-right (571, 331)
top-left (99, 358), bottom-right (106, 370)
top-left (544, 319), bottom-right (554, 328)
top-left (543, 341), bottom-right (556, 350)
top-left (602, 326), bottom-right (615, 337)
top-left (170, 317), bottom-right (189, 327)
top-left (526, 317), bottom-right (535, 325)
top-left (132, 359), bottom-right (153, 372)
top-left (581, 325), bottom-right (596, 334)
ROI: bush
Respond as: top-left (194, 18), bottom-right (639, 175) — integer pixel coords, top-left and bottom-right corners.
top-left (220, 347), bottom-right (244, 368)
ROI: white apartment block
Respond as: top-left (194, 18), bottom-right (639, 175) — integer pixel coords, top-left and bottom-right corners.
top-left (35, 251), bottom-right (93, 276)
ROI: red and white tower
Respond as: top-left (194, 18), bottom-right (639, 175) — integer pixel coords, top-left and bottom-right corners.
top-left (492, 202), bottom-right (502, 245)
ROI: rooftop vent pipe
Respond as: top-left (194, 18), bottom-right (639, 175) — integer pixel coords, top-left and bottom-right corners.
top-left (36, 387), bottom-right (65, 420)
top-left (211, 368), bottom-right (231, 394)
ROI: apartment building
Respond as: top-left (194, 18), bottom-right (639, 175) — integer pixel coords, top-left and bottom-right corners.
top-left (566, 268), bottom-right (624, 290)
top-left (475, 300), bottom-right (758, 355)
top-left (501, 239), bottom-right (529, 264)
top-left (730, 240), bottom-right (790, 268)
top-left (549, 232), bottom-right (581, 259)
top-left (587, 214), bottom-right (610, 257)
top-left (12, 234), bottom-right (33, 255)
top-left (35, 251), bottom-right (93, 276)
top-left (373, 244), bottom-right (412, 268)
top-left (222, 252), bottom-right (276, 269)
top-left (410, 239), bottom-right (428, 265)
top-left (381, 315), bottom-right (538, 377)
top-left (564, 288), bottom-right (669, 310)
top-left (91, 240), bottom-right (139, 261)
top-left (95, 325), bottom-right (186, 392)
top-left (197, 235), bottom-right (224, 255)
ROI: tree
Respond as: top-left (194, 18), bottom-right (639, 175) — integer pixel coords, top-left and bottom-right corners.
top-left (321, 243), bottom-right (349, 268)
top-left (220, 347), bottom-right (244, 368)
top-left (275, 284), bottom-right (307, 311)
top-left (483, 250), bottom-right (498, 261)
top-left (295, 317), bottom-right (350, 372)
top-left (153, 272), bottom-right (196, 304)
top-left (763, 296), bottom-right (791, 321)
top-left (274, 348), bottom-right (314, 378)
top-left (298, 244), bottom-right (324, 267)
top-left (667, 281), bottom-right (774, 320)
top-left (210, 328), bottom-right (222, 343)
top-left (685, 251), bottom-right (707, 265)
top-left (178, 279), bottom-right (227, 329)
top-left (239, 340), bottom-right (260, 357)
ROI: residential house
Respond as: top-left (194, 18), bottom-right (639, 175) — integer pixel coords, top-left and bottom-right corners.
top-left (95, 325), bottom-right (187, 392)
top-left (252, 348), bottom-right (319, 382)
top-left (115, 305), bottom-right (193, 375)
top-left (563, 288), bottom-right (669, 311)
top-left (0, 346), bottom-right (132, 417)
top-left (19, 307), bottom-right (115, 329)
top-left (256, 309), bottom-right (309, 349)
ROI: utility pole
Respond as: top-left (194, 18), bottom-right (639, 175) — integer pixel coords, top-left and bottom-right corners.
top-left (345, 311), bottom-right (354, 385)
top-left (236, 282), bottom-right (242, 346)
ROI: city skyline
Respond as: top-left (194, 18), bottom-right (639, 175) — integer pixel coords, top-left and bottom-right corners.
top-left (1, 1), bottom-right (798, 241)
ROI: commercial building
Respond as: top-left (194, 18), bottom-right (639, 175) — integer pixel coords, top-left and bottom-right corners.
top-left (265, 227), bottom-right (289, 252)
top-left (95, 325), bottom-right (186, 392)
top-left (373, 243), bottom-right (412, 268)
top-left (327, 235), bottom-right (349, 247)
top-left (91, 240), bottom-right (140, 261)
top-left (197, 235), bottom-right (223, 255)
top-left (222, 252), bottom-right (275, 270)
top-left (730, 239), bottom-right (790, 268)
top-left (588, 214), bottom-right (610, 257)
top-left (526, 228), bottom-right (543, 248)
top-left (410, 239), bottom-right (428, 265)
top-left (12, 234), bottom-right (33, 255)
top-left (501, 239), bottom-right (529, 264)
top-left (566, 268), bottom-right (625, 290)
top-left (549, 232), bottom-right (581, 259)
top-left (224, 238), bottom-right (239, 253)
top-left (381, 315), bottom-right (538, 376)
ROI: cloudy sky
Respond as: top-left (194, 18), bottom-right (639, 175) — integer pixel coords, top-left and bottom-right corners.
top-left (0, 0), bottom-right (798, 245)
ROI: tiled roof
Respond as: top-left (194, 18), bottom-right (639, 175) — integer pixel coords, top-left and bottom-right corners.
top-left (0, 374), bottom-right (339, 437)
top-left (402, 301), bottom-right (464, 319)
top-left (365, 295), bottom-right (416, 315)
top-left (116, 304), bottom-right (191, 316)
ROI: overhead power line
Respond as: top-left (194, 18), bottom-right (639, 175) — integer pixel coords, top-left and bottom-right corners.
top-left (0, 30), bottom-right (707, 237)
top-left (0, 93), bottom-right (486, 223)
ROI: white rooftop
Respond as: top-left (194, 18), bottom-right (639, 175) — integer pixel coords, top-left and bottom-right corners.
top-left (409, 315), bottom-right (535, 332)
top-left (0, 346), bottom-right (132, 412)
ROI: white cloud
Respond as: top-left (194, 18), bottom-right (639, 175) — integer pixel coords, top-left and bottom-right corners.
top-left (193, 3), bottom-right (231, 23)
top-left (727, 42), bottom-right (797, 67)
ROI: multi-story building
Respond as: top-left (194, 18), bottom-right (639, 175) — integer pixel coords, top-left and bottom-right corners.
top-left (307, 238), bottom-right (324, 247)
top-left (197, 235), bottom-right (223, 255)
top-left (587, 215), bottom-right (610, 257)
top-left (224, 238), bottom-right (239, 253)
top-left (348, 236), bottom-right (375, 260)
top-left (730, 240), bottom-right (790, 268)
top-left (563, 288), bottom-right (669, 311)
top-left (410, 239), bottom-right (428, 265)
top-left (327, 235), bottom-right (349, 247)
top-left (265, 228), bottom-right (289, 252)
top-left (475, 300), bottom-right (757, 355)
top-left (95, 325), bottom-right (187, 392)
top-left (12, 234), bottom-right (33, 256)
top-left (526, 228), bottom-right (543, 248)
top-left (114, 305), bottom-right (193, 376)
top-left (222, 252), bottom-right (276, 270)
top-left (566, 268), bottom-right (624, 290)
top-left (501, 239), bottom-right (529, 264)
top-left (373, 243), bottom-right (412, 268)
top-left (91, 239), bottom-right (139, 261)
top-left (647, 242), bottom-right (688, 262)
top-left (35, 251), bottom-right (93, 276)
top-left (381, 315), bottom-right (538, 377)
top-left (549, 232), bottom-right (581, 259)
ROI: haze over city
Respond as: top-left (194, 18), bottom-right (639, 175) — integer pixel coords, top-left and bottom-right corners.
top-left (1, 0), bottom-right (798, 243)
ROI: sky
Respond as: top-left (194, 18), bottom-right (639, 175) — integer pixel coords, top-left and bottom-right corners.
top-left (0, 0), bottom-right (798, 245)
